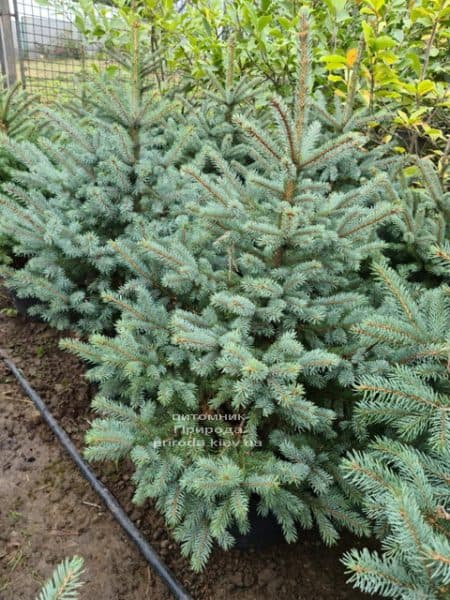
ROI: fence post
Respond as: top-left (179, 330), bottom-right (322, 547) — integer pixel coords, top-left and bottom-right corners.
top-left (0, 0), bottom-right (17, 86)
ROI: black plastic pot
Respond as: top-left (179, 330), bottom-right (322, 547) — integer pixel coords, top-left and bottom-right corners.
top-left (8, 289), bottom-right (44, 322)
top-left (230, 495), bottom-right (286, 550)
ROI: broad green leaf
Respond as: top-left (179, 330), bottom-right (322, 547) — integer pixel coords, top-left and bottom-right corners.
top-left (74, 15), bottom-right (86, 33)
top-left (361, 21), bottom-right (374, 44)
top-left (373, 35), bottom-right (396, 50)
top-left (410, 107), bottom-right (429, 119)
top-left (378, 51), bottom-right (399, 65)
top-left (417, 80), bottom-right (436, 96)
top-left (410, 7), bottom-right (433, 22)
top-left (277, 16), bottom-right (291, 29)
top-left (319, 54), bottom-right (347, 64)
top-left (421, 125), bottom-right (444, 139)
top-left (257, 15), bottom-right (272, 32)
top-left (328, 74), bottom-right (345, 82)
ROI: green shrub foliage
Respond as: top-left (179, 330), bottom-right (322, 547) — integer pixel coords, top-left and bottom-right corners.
top-left (0, 36), bottom-right (192, 332)
top-left (63, 12), bottom-right (401, 571)
top-left (342, 260), bottom-right (450, 599)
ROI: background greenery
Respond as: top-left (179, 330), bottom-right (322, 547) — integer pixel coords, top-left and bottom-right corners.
top-left (65, 0), bottom-right (449, 180)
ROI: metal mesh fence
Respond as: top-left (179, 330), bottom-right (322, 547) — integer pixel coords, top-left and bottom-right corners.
top-left (1, 0), bottom-right (108, 103)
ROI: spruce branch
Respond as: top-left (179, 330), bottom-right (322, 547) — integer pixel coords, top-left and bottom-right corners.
top-left (294, 9), bottom-right (312, 159)
top-left (371, 262), bottom-right (421, 327)
top-left (225, 34), bottom-right (236, 92)
top-left (300, 132), bottom-right (363, 170)
top-left (36, 556), bottom-right (85, 600)
top-left (232, 114), bottom-right (282, 161)
top-left (270, 98), bottom-right (297, 165)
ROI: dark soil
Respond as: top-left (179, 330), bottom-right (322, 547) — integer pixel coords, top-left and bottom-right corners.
top-left (0, 288), bottom-right (375, 599)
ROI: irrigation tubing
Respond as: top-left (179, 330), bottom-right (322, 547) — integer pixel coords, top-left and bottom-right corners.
top-left (0, 349), bottom-right (193, 600)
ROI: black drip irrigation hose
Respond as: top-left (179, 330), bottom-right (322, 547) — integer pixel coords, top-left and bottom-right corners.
top-left (0, 349), bottom-right (193, 600)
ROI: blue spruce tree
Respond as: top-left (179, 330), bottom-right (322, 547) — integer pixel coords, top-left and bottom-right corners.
top-left (342, 259), bottom-right (450, 599)
top-left (63, 11), bottom-right (399, 571)
top-left (0, 28), bottom-right (193, 332)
